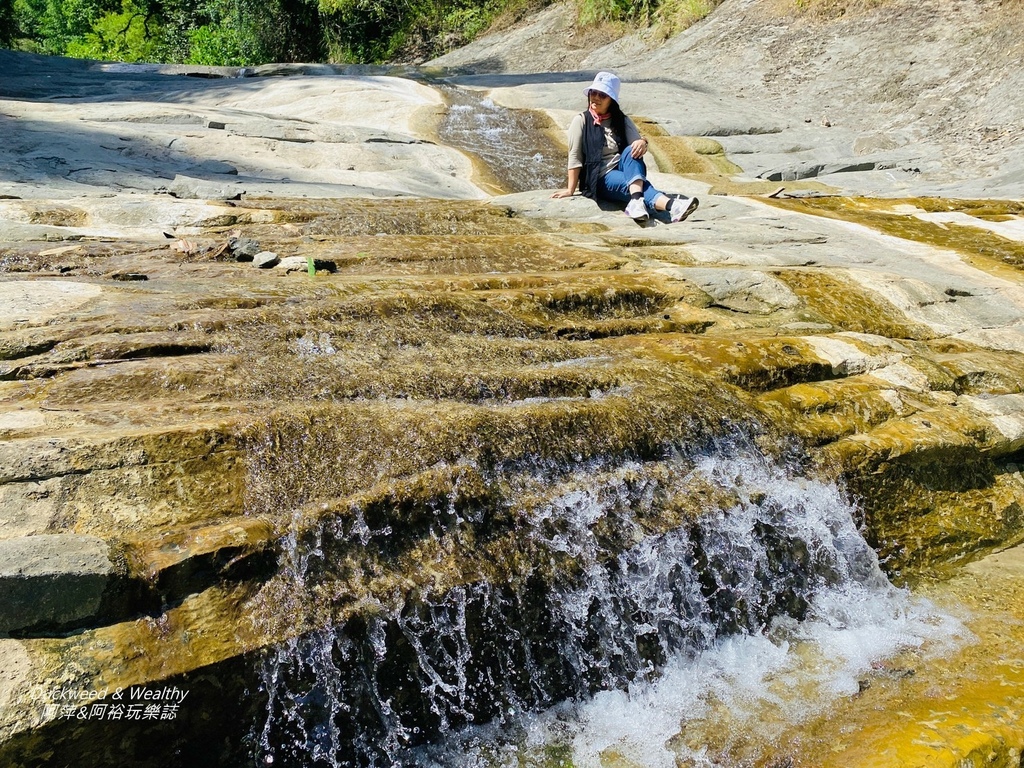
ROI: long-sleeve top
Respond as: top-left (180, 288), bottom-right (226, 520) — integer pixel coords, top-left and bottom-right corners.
top-left (566, 112), bottom-right (643, 179)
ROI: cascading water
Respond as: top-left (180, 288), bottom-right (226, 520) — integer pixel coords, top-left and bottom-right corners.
top-left (251, 445), bottom-right (965, 768)
top-left (437, 86), bottom-right (565, 194)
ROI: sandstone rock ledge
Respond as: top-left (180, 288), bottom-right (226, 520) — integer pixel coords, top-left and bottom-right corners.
top-left (1, 40), bottom-right (1024, 768)
top-left (0, 189), bottom-right (1022, 766)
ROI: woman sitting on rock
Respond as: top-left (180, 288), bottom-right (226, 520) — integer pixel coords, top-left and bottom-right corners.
top-left (552, 71), bottom-right (699, 224)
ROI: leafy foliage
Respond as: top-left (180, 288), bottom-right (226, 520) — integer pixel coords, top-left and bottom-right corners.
top-left (576, 0), bottom-right (644, 24)
top-left (1, 0), bottom-right (712, 65)
top-left (317, 0), bottom-right (410, 62)
top-left (651, 0), bottom-right (720, 37)
top-left (186, 20), bottom-right (244, 64)
top-left (387, 0), bottom-right (554, 62)
top-left (275, 0), bottom-right (543, 64)
top-left (64, 0), bottom-right (170, 61)
top-left (13, 0), bottom-right (120, 54)
top-left (5, 0), bottom-right (324, 62)
top-left (574, 0), bottom-right (719, 30)
top-left (0, 0), bottom-right (16, 44)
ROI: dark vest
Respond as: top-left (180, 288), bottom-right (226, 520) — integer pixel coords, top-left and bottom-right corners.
top-left (579, 111), bottom-right (623, 200)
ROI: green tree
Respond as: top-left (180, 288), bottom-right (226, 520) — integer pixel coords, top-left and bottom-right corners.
top-left (1, 0), bottom-right (16, 45)
top-left (13, 0), bottom-right (121, 54)
top-left (160, 0), bottom-right (324, 64)
top-left (318, 0), bottom-right (410, 61)
top-left (4, 0), bottom-right (553, 65)
top-left (241, 0), bottom-right (326, 64)
top-left (7, 0), bottom-right (324, 63)
top-left (64, 0), bottom-right (169, 60)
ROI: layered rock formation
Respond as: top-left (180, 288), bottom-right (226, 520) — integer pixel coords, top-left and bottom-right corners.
top-left (1, 0), bottom-right (1023, 763)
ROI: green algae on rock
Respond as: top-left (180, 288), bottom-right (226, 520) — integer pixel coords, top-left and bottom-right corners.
top-left (2, 192), bottom-right (1024, 768)
top-left (766, 196), bottom-right (1024, 271)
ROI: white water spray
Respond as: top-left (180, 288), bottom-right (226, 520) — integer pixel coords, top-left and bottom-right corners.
top-left (254, 445), bottom-right (968, 767)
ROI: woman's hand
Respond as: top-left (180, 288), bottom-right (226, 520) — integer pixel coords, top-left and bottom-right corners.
top-left (630, 138), bottom-right (649, 159)
top-left (551, 188), bottom-right (575, 199)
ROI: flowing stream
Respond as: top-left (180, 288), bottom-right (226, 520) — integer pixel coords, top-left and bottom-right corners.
top-left (437, 85), bottom-right (565, 194)
top-left (251, 445), bottom-right (964, 767)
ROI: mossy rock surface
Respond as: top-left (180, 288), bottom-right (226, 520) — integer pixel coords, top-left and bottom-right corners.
top-left (2, 193), bottom-right (1024, 767)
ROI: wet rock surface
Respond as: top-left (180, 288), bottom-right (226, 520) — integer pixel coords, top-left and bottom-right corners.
top-left (1, 10), bottom-right (1023, 765)
top-left (764, 544), bottom-right (1024, 768)
top-left (1, 190), bottom-right (1021, 764)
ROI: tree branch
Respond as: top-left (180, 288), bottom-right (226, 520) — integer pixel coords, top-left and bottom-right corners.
top-left (117, 11), bottom-right (143, 37)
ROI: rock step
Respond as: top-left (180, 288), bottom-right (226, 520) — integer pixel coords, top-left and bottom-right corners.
top-left (0, 517), bottom-right (279, 637)
top-left (0, 451), bottom-right (834, 758)
top-left (821, 405), bottom-right (1024, 576)
top-left (120, 516), bottom-right (277, 607)
top-left (0, 534), bottom-right (115, 635)
top-left (0, 419), bottom-right (247, 539)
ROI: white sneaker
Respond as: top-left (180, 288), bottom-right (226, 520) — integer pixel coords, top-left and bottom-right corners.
top-left (624, 198), bottom-right (649, 222)
top-left (670, 196), bottom-right (699, 223)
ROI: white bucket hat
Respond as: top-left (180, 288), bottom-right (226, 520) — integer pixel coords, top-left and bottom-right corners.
top-left (584, 71), bottom-right (621, 103)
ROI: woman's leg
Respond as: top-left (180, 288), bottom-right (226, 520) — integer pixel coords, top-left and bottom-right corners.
top-left (615, 153), bottom-right (672, 211)
top-left (599, 158), bottom-right (658, 202)
top-left (598, 168), bottom-right (649, 221)
top-left (596, 168), bottom-right (633, 203)
top-left (600, 153), bottom-right (698, 222)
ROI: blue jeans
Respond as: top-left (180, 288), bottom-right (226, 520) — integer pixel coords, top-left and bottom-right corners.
top-left (597, 152), bottom-right (664, 209)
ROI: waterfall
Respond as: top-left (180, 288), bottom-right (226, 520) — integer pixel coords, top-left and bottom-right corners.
top-left (252, 444), bottom-right (965, 767)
